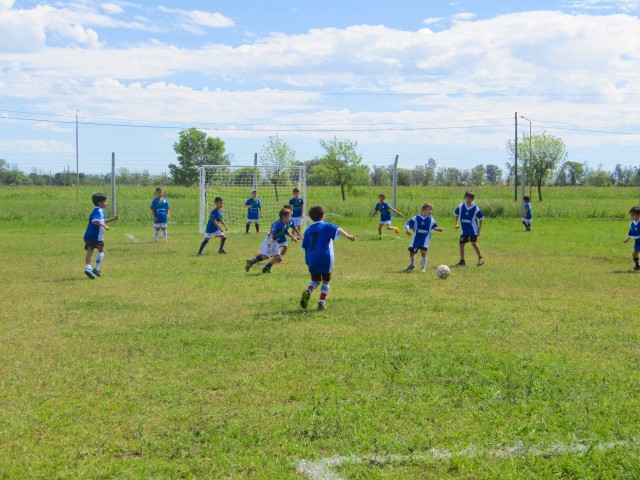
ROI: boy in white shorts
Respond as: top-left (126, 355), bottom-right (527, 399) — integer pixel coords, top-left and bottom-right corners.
top-left (150, 187), bottom-right (170, 242)
top-left (288, 187), bottom-right (304, 240)
top-left (245, 208), bottom-right (298, 273)
top-left (198, 197), bottom-right (228, 255)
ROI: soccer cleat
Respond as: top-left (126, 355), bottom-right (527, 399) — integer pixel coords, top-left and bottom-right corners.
top-left (84, 269), bottom-right (95, 280)
top-left (635, 265), bottom-right (640, 272)
top-left (477, 258), bottom-right (485, 266)
top-left (421, 268), bottom-right (426, 273)
top-left (218, 249), bottom-right (227, 254)
top-left (317, 301), bottom-right (326, 311)
top-left (403, 265), bottom-right (415, 272)
top-left (378, 235), bottom-right (383, 240)
top-left (300, 290), bottom-right (310, 309)
top-left (262, 267), bottom-right (271, 274)
top-left (456, 259), bottom-right (466, 266)
top-left (245, 259), bottom-right (253, 272)
top-left (394, 226), bottom-right (400, 235)
top-left (92, 268), bottom-right (101, 277)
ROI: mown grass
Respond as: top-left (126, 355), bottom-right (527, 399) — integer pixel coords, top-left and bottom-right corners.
top-left (0, 186), bottom-right (639, 479)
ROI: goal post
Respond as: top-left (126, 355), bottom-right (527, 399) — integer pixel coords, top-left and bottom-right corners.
top-left (199, 164), bottom-right (307, 233)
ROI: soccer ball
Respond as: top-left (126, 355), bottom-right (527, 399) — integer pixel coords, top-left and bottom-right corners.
top-left (436, 265), bottom-right (451, 279)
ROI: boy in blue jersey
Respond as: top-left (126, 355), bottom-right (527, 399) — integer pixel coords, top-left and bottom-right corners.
top-left (404, 203), bottom-right (444, 273)
top-left (369, 194), bottom-right (403, 239)
top-left (83, 192), bottom-right (120, 279)
top-left (288, 187), bottom-right (304, 240)
top-left (244, 190), bottom-right (263, 234)
top-left (245, 208), bottom-right (298, 273)
top-left (150, 187), bottom-right (170, 242)
top-left (198, 197), bottom-right (228, 255)
top-left (300, 205), bottom-right (356, 311)
top-left (521, 195), bottom-right (532, 232)
top-left (454, 191), bottom-right (485, 266)
top-left (623, 206), bottom-right (640, 271)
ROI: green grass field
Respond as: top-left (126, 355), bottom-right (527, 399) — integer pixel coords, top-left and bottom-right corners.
top-left (1, 185), bottom-right (639, 479)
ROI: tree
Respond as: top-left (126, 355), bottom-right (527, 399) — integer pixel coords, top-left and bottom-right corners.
top-left (485, 164), bottom-right (503, 185)
top-left (424, 158), bottom-right (437, 186)
top-left (259, 135), bottom-right (296, 201)
top-left (471, 164), bottom-right (485, 186)
top-left (557, 161), bottom-right (585, 186)
top-left (371, 165), bottom-right (391, 186)
top-left (169, 128), bottom-right (231, 186)
top-left (507, 132), bottom-right (567, 201)
top-left (316, 137), bottom-right (370, 200)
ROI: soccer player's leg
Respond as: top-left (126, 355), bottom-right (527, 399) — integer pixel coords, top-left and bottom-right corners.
top-left (318, 273), bottom-right (331, 310)
top-left (84, 243), bottom-right (96, 279)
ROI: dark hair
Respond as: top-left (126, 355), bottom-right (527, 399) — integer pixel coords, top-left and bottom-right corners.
top-left (155, 187), bottom-right (163, 193)
top-left (92, 193), bottom-right (107, 206)
top-left (421, 203), bottom-right (433, 211)
top-left (214, 196), bottom-right (223, 203)
top-left (629, 206), bottom-right (640, 215)
top-left (283, 204), bottom-right (293, 210)
top-left (279, 208), bottom-right (291, 219)
top-left (378, 193), bottom-right (386, 198)
top-left (293, 188), bottom-right (300, 193)
top-left (308, 205), bottom-right (325, 222)
top-left (464, 191), bottom-right (475, 200)
top-left (523, 196), bottom-right (530, 202)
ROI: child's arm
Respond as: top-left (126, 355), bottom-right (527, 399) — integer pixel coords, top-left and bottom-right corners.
top-left (167, 208), bottom-right (170, 221)
top-left (454, 214), bottom-right (460, 229)
top-left (259, 207), bottom-right (263, 218)
top-left (477, 218), bottom-right (483, 236)
top-left (368, 210), bottom-right (377, 221)
top-left (337, 228), bottom-right (356, 242)
top-left (390, 206), bottom-right (404, 217)
top-left (220, 219), bottom-right (228, 231)
top-left (151, 207), bottom-right (157, 223)
top-left (434, 227), bottom-right (444, 233)
top-left (106, 215), bottom-right (120, 223)
top-left (267, 231), bottom-right (275, 247)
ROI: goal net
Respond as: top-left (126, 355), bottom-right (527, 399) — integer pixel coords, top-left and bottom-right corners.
top-left (199, 164), bottom-right (307, 233)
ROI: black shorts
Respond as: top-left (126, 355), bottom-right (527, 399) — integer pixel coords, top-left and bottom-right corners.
top-left (84, 240), bottom-right (104, 250)
top-left (310, 273), bottom-right (332, 282)
top-left (408, 247), bottom-right (428, 253)
top-left (459, 235), bottom-right (478, 244)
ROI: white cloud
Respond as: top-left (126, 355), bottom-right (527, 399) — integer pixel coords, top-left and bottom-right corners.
top-left (569, 0), bottom-right (639, 11)
top-left (157, 6), bottom-right (235, 30)
top-left (101, 3), bottom-right (124, 14)
top-left (423, 17), bottom-right (443, 25)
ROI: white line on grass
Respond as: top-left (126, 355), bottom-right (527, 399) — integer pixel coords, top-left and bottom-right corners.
top-left (297, 440), bottom-right (634, 480)
top-left (125, 233), bottom-right (140, 243)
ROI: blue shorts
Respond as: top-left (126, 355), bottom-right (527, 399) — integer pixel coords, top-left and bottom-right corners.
top-left (634, 239), bottom-right (640, 252)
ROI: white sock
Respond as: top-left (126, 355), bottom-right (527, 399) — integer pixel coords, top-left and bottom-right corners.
top-left (85, 264), bottom-right (92, 271)
top-left (95, 252), bottom-right (104, 270)
top-left (421, 257), bottom-right (427, 269)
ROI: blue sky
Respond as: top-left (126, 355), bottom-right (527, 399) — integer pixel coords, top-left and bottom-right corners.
top-left (1, 0), bottom-right (640, 175)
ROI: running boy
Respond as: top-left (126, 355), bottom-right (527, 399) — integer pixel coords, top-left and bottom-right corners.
top-left (150, 187), bottom-right (170, 242)
top-left (454, 191), bottom-right (485, 266)
top-left (404, 203), bottom-right (443, 273)
top-left (245, 208), bottom-right (297, 273)
top-left (244, 190), bottom-right (263, 234)
top-left (521, 195), bottom-right (532, 232)
top-left (624, 205), bottom-right (640, 271)
top-left (198, 197), bottom-right (228, 255)
top-left (288, 187), bottom-right (304, 240)
top-left (300, 205), bottom-right (356, 311)
top-left (83, 192), bottom-right (120, 279)
top-left (369, 194), bottom-right (403, 239)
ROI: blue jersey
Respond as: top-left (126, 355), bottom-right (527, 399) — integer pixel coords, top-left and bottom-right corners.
top-left (628, 220), bottom-right (640, 239)
top-left (150, 197), bottom-right (170, 223)
top-left (375, 202), bottom-right (392, 222)
top-left (454, 203), bottom-right (484, 236)
top-left (302, 221), bottom-right (340, 274)
top-left (84, 207), bottom-right (106, 241)
top-left (289, 197), bottom-right (304, 218)
top-left (406, 214), bottom-right (438, 249)
top-left (523, 202), bottom-right (532, 220)
top-left (269, 219), bottom-right (289, 244)
top-left (206, 208), bottom-right (224, 234)
top-left (245, 198), bottom-right (262, 221)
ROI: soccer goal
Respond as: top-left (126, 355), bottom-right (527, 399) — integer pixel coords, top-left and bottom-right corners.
top-left (199, 164), bottom-right (307, 233)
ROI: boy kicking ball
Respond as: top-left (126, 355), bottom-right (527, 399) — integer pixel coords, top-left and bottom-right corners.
top-left (369, 193), bottom-right (403, 239)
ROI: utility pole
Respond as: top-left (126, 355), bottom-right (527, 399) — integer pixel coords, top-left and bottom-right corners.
top-left (514, 112), bottom-right (518, 201)
top-left (76, 109), bottom-right (79, 201)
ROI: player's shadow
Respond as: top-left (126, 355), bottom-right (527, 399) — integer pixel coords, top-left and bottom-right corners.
top-left (612, 269), bottom-right (639, 275)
